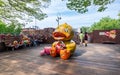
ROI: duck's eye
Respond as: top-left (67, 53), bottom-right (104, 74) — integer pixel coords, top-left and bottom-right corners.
top-left (64, 28), bottom-right (69, 32)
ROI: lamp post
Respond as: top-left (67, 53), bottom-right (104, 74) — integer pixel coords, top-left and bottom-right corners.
top-left (56, 16), bottom-right (61, 26)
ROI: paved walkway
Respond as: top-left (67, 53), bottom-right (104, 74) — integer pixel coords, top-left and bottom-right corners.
top-left (0, 44), bottom-right (120, 75)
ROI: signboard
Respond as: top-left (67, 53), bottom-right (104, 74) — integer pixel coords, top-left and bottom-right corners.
top-left (99, 30), bottom-right (116, 39)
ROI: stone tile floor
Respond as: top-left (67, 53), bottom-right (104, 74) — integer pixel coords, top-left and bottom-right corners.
top-left (0, 44), bottom-right (120, 75)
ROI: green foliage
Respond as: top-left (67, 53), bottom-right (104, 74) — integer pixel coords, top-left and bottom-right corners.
top-left (0, 0), bottom-right (50, 23)
top-left (14, 24), bottom-right (22, 35)
top-left (80, 26), bottom-right (90, 33)
top-left (0, 21), bottom-right (7, 34)
top-left (118, 12), bottom-right (120, 21)
top-left (89, 16), bottom-right (120, 32)
top-left (0, 21), bottom-right (22, 35)
top-left (66, 0), bottom-right (115, 13)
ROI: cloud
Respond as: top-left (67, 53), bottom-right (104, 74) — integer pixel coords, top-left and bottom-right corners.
top-left (26, 0), bottom-right (120, 29)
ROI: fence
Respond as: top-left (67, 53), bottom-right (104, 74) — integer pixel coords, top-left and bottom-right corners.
top-left (90, 29), bottom-right (120, 44)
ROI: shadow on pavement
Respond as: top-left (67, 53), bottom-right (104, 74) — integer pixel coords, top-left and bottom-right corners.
top-left (72, 49), bottom-right (86, 57)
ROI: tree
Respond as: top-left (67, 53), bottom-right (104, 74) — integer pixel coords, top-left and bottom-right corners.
top-left (0, 20), bottom-right (22, 35)
top-left (14, 24), bottom-right (22, 35)
top-left (0, 21), bottom-right (7, 34)
top-left (118, 12), bottom-right (120, 20)
top-left (0, 0), bottom-right (117, 23)
top-left (89, 16), bottom-right (120, 32)
top-left (0, 0), bottom-right (50, 23)
top-left (6, 22), bottom-right (16, 34)
top-left (66, 0), bottom-right (115, 13)
top-left (80, 26), bottom-right (90, 33)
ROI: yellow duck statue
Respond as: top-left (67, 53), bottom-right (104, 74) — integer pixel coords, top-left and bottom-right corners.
top-left (50, 23), bottom-right (76, 60)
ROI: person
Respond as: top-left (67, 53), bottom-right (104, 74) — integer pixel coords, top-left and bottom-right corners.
top-left (79, 31), bottom-right (84, 46)
top-left (84, 32), bottom-right (88, 47)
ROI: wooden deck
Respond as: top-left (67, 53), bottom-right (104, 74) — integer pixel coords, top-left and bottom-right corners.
top-left (0, 44), bottom-right (120, 75)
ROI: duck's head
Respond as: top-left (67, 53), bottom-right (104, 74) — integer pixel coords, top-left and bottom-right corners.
top-left (53, 23), bottom-right (74, 41)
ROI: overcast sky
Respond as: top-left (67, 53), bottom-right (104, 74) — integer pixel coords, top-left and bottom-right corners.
top-left (25, 0), bottom-right (120, 29)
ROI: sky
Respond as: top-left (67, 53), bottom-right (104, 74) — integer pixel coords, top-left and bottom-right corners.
top-left (26, 0), bottom-right (120, 29)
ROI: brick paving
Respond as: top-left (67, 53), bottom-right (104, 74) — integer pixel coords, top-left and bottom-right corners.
top-left (0, 44), bottom-right (120, 75)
